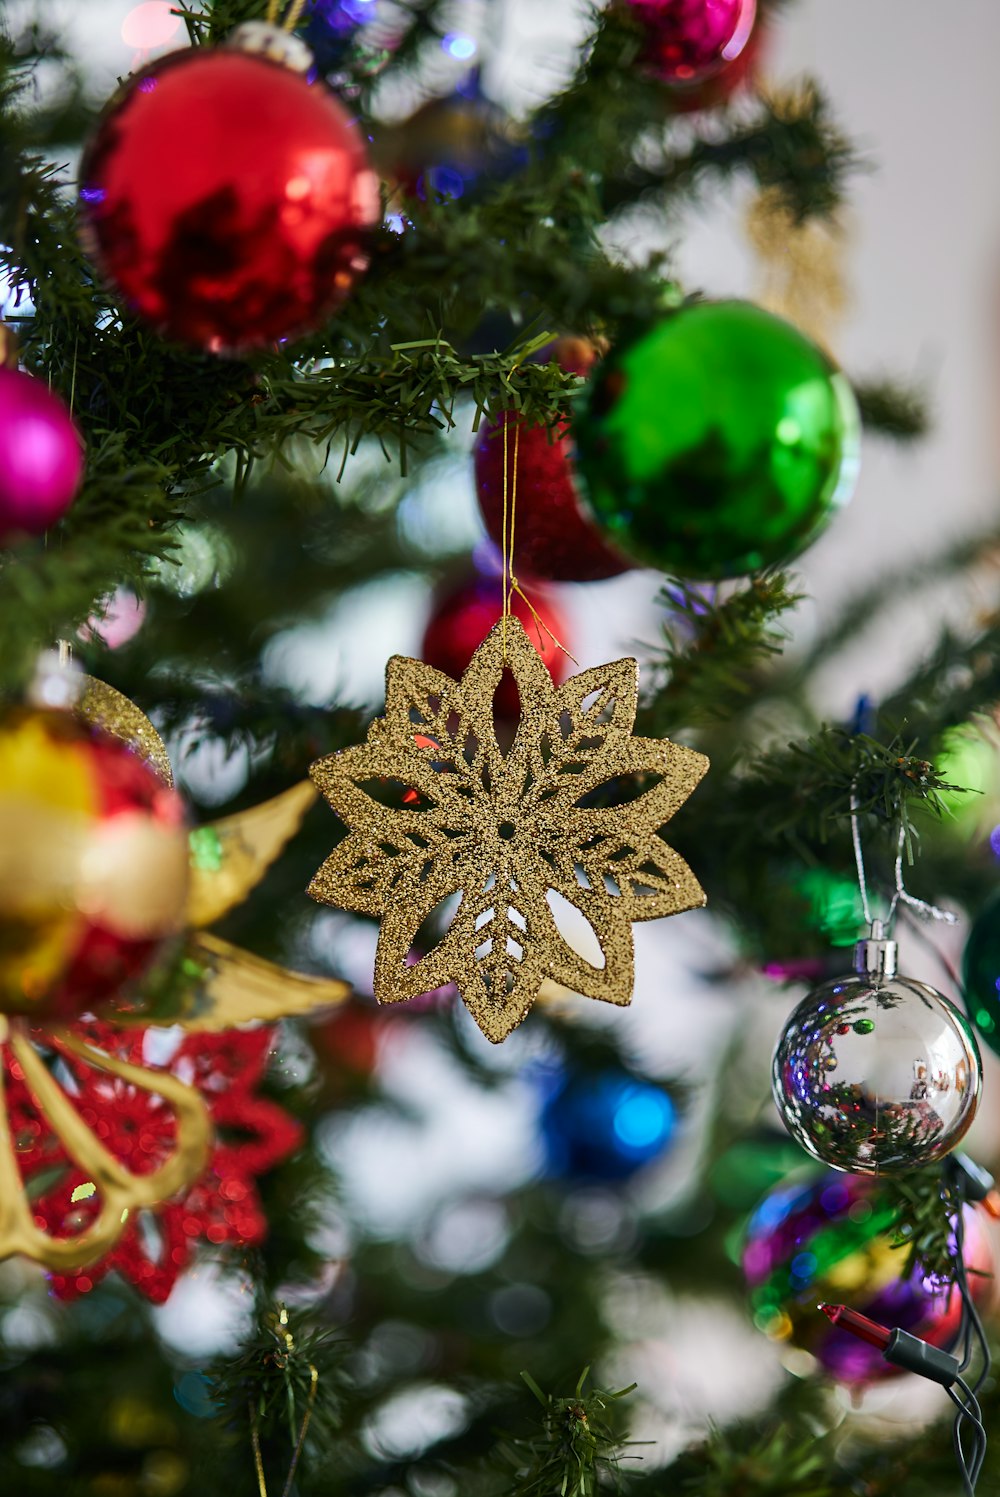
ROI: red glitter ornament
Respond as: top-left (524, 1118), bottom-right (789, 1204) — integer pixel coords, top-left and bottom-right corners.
top-left (474, 338), bottom-right (628, 583)
top-left (7, 1020), bottom-right (301, 1302)
top-left (422, 573), bottom-right (571, 720)
top-left (629, 0), bottom-right (757, 86)
top-left (79, 32), bottom-right (379, 353)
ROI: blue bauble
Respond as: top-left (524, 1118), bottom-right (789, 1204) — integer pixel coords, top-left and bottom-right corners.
top-left (541, 1070), bottom-right (677, 1181)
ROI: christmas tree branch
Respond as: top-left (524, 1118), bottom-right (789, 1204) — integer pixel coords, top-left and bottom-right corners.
top-left (640, 574), bottom-right (804, 736)
top-left (493, 1370), bottom-right (640, 1497)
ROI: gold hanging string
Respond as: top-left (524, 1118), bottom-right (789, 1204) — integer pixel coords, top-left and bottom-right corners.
top-left (250, 1402), bottom-right (268, 1497)
top-left (501, 414), bottom-right (579, 669)
top-left (245, 1308), bottom-right (321, 1497)
top-left (280, 1363), bottom-right (319, 1497)
top-left (266, 0), bottom-right (309, 31)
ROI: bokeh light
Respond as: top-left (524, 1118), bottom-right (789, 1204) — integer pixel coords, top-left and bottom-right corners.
top-left (122, 2), bottom-right (183, 50)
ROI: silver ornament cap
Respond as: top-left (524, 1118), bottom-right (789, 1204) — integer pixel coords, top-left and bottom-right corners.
top-left (852, 919), bottom-right (897, 984)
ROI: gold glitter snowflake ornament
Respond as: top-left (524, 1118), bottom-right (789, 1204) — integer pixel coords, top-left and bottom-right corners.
top-left (308, 621), bottom-right (708, 1042)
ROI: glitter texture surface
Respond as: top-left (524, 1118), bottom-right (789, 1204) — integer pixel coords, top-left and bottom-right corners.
top-left (79, 676), bottom-right (174, 785)
top-left (308, 619), bottom-right (708, 1043)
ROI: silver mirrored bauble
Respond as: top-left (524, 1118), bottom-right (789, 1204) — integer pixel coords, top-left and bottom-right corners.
top-left (772, 931), bottom-right (981, 1175)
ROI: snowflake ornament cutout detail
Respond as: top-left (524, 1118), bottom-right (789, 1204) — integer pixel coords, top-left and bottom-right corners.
top-left (308, 620), bottom-right (709, 1042)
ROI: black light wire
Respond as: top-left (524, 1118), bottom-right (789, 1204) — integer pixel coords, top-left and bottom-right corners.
top-left (944, 1163), bottom-right (991, 1493)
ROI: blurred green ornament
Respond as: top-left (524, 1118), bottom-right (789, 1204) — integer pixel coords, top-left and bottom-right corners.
top-left (573, 301), bottom-right (860, 579)
top-left (796, 867), bottom-right (866, 947)
top-left (962, 888), bottom-right (1000, 1054)
top-left (935, 726), bottom-right (1000, 829)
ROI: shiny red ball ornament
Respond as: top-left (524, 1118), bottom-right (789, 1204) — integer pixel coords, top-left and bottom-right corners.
top-left (7, 1021), bottom-right (301, 1302)
top-left (629, 0), bottom-right (757, 86)
top-left (79, 30), bottom-right (379, 353)
top-left (474, 338), bottom-right (628, 583)
top-left (422, 574), bottom-right (571, 719)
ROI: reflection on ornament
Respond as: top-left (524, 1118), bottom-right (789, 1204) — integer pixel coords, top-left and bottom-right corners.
top-left (541, 1068), bottom-right (677, 1181)
top-left (79, 28), bottom-right (379, 351)
top-left (744, 1171), bottom-right (994, 1384)
top-left (0, 367), bottom-right (84, 542)
top-left (308, 619), bottom-right (708, 1042)
top-left (10, 1020), bottom-right (301, 1302)
top-left (574, 301), bottom-right (861, 580)
top-left (772, 930), bottom-right (981, 1175)
top-left (0, 709), bottom-right (189, 1019)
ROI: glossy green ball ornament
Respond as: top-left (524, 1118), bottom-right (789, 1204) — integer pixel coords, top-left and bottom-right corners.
top-left (962, 889), bottom-right (1000, 1055)
top-left (573, 301), bottom-right (861, 579)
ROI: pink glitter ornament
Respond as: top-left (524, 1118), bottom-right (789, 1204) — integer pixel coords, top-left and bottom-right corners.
top-left (0, 368), bottom-right (84, 542)
top-left (629, 0), bottom-right (757, 85)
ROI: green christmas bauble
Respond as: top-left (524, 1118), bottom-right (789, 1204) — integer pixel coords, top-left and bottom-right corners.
top-left (573, 301), bottom-right (861, 579)
top-left (962, 888), bottom-right (1000, 1055)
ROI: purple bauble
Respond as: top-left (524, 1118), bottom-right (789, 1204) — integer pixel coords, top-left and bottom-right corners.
top-left (0, 368), bottom-right (84, 542)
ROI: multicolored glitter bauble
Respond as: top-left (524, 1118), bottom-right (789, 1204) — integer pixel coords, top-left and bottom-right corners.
top-left (573, 301), bottom-right (860, 580)
top-left (0, 710), bottom-right (189, 1018)
top-left (743, 1170), bottom-right (995, 1384)
top-left (79, 25), bottom-right (379, 352)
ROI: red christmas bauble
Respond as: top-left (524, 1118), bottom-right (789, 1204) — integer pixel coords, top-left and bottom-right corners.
top-left (79, 38), bottom-right (379, 352)
top-left (474, 339), bottom-right (627, 583)
top-left (0, 710), bottom-right (189, 1020)
top-left (7, 1021), bottom-right (301, 1302)
top-left (629, 0), bottom-right (757, 86)
top-left (422, 574), bottom-right (571, 719)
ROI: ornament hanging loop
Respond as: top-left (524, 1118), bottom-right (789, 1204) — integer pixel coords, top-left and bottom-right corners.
top-left (849, 781), bottom-right (874, 929)
top-left (266, 0), bottom-right (310, 34)
top-left (849, 785), bottom-right (956, 938)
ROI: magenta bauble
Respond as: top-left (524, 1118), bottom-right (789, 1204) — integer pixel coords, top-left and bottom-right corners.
top-left (629, 0), bottom-right (757, 85)
top-left (0, 369), bottom-right (84, 542)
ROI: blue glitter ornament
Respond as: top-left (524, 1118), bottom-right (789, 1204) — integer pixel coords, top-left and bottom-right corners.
top-left (541, 1069), bottom-right (677, 1181)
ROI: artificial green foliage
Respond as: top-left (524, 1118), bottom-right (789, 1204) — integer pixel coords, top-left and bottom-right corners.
top-left (494, 1371), bottom-right (638, 1497)
top-left (1, 1), bottom-right (998, 1495)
